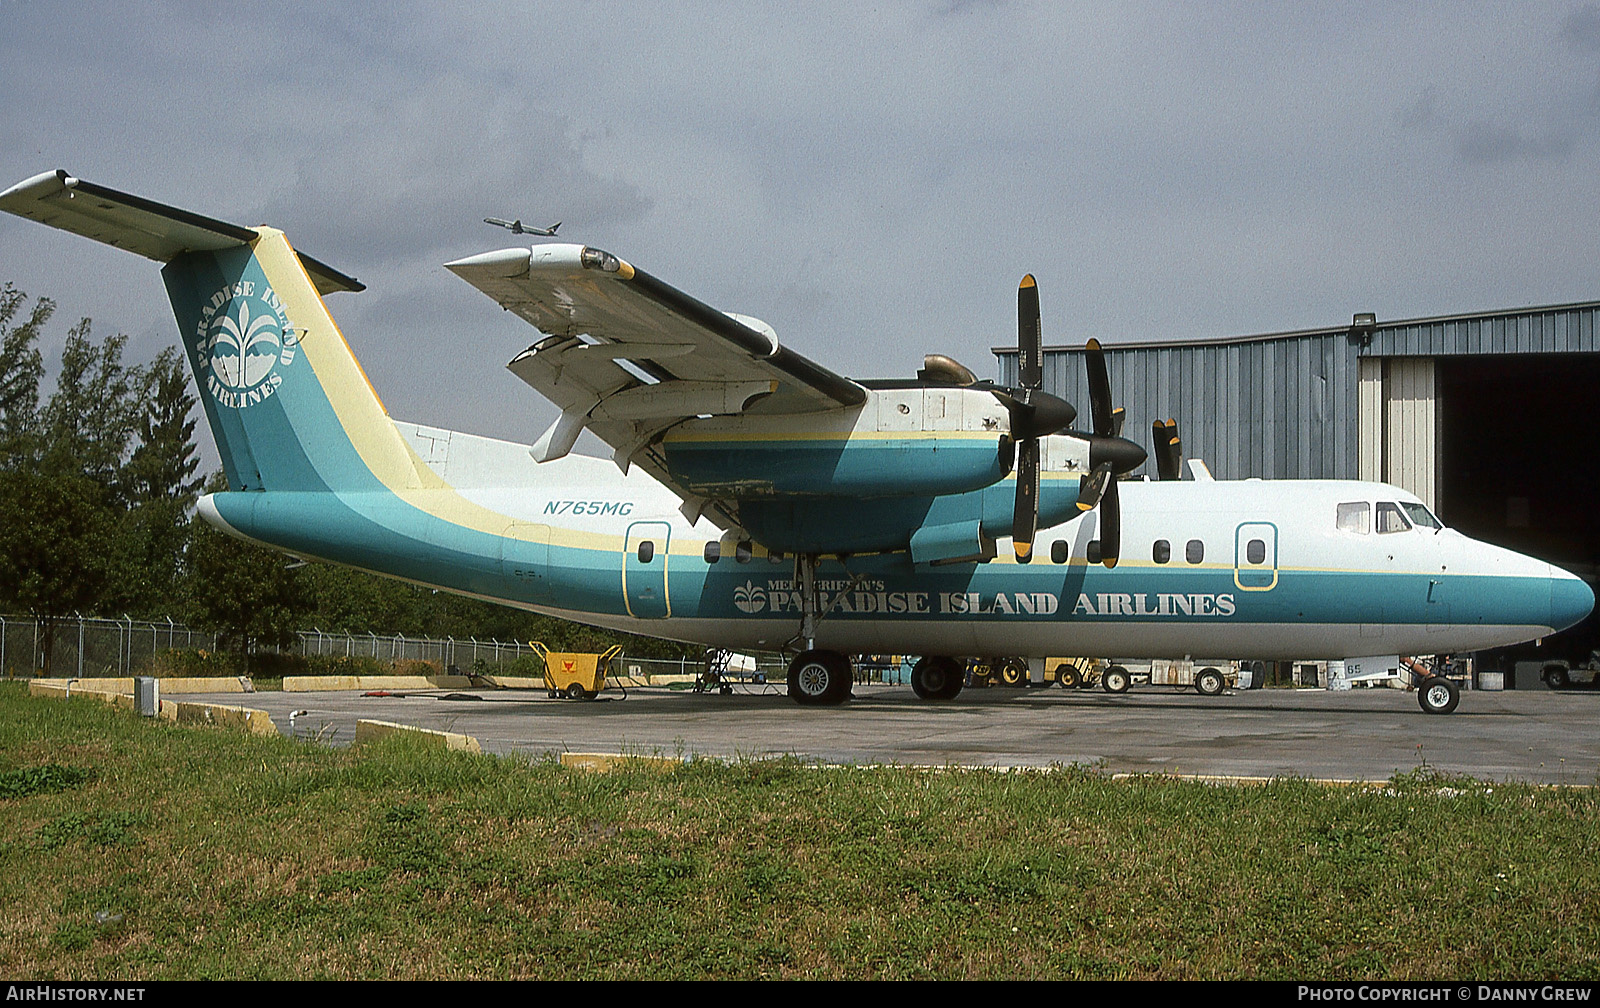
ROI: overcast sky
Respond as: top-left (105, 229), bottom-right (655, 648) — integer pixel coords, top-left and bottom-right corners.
top-left (3, 2), bottom-right (1599, 472)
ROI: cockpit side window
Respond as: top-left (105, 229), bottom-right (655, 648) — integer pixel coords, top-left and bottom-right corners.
top-left (1400, 502), bottom-right (1442, 530)
top-left (1376, 501), bottom-right (1412, 534)
top-left (1336, 502), bottom-right (1370, 534)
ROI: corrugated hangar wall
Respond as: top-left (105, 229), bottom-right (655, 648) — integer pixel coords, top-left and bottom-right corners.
top-left (994, 300), bottom-right (1600, 511)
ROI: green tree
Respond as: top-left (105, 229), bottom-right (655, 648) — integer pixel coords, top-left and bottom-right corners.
top-left (0, 462), bottom-right (117, 674)
top-left (0, 284), bottom-right (48, 462)
top-left (111, 348), bottom-right (202, 615)
top-left (40, 320), bottom-right (142, 500)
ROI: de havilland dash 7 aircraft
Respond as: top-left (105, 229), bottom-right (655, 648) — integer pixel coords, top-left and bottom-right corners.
top-left (3, 170), bottom-right (1592, 713)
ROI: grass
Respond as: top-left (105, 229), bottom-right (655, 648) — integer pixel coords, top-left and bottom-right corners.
top-left (1, 681), bottom-right (1598, 979)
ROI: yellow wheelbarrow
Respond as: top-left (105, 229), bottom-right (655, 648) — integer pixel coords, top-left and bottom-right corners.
top-left (530, 642), bottom-right (623, 700)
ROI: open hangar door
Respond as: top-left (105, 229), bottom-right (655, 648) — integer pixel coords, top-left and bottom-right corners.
top-left (1437, 353), bottom-right (1600, 677)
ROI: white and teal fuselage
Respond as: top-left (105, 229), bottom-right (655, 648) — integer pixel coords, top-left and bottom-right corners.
top-left (200, 416), bottom-right (1593, 660)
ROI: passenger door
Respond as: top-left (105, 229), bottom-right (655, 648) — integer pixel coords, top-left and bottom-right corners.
top-left (1234, 522), bottom-right (1278, 591)
top-left (623, 521), bottom-right (672, 618)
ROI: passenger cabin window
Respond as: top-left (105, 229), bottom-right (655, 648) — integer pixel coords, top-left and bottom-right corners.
top-left (1051, 540), bottom-right (1069, 564)
top-left (1336, 502), bottom-right (1370, 534)
top-left (1376, 502), bottom-right (1411, 534)
top-left (637, 541), bottom-right (655, 564)
top-left (1400, 502), bottom-right (1442, 530)
top-left (736, 540), bottom-right (753, 563)
top-left (1086, 540), bottom-right (1102, 565)
top-left (703, 541), bottom-right (721, 563)
top-left (1152, 539), bottom-right (1171, 564)
top-left (769, 551), bottom-right (786, 564)
top-left (1186, 539), bottom-right (1204, 564)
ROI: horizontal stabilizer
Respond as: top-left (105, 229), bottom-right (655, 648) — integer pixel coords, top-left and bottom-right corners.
top-left (0, 169), bottom-right (363, 296)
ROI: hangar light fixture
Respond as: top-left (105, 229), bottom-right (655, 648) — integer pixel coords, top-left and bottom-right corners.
top-left (1350, 312), bottom-right (1377, 347)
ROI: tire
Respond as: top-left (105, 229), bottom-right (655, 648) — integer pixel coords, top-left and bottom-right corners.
top-left (999, 658), bottom-right (1027, 687)
top-left (1545, 666), bottom-right (1569, 690)
top-left (1418, 676), bottom-right (1460, 715)
top-left (1102, 666), bottom-right (1131, 694)
top-left (788, 650), bottom-right (851, 706)
top-left (1056, 664), bottom-right (1081, 690)
top-left (1194, 667), bottom-right (1225, 696)
top-left (565, 683), bottom-right (587, 700)
top-left (912, 656), bottom-right (965, 700)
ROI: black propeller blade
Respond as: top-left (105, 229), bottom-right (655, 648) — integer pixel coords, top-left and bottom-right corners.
top-left (1012, 275), bottom-right (1045, 562)
top-left (1152, 418), bottom-right (1183, 481)
top-left (1074, 337), bottom-right (1146, 568)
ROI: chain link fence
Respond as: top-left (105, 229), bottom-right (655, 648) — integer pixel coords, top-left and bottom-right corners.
top-left (1, 614), bottom-right (219, 678)
top-left (0, 614), bottom-right (768, 681)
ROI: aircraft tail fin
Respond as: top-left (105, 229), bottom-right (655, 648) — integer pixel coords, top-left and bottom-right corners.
top-left (0, 170), bottom-right (437, 494)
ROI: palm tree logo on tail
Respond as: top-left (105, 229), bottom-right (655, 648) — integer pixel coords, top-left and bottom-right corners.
top-left (196, 282), bottom-right (297, 409)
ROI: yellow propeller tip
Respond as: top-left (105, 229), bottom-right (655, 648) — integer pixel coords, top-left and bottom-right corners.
top-left (1020, 274), bottom-right (1036, 288)
top-left (1103, 559), bottom-right (1118, 569)
top-left (1076, 502), bottom-right (1094, 512)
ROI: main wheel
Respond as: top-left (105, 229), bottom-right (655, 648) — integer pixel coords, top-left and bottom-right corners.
top-left (1194, 667), bottom-right (1225, 696)
top-left (911, 656), bottom-right (965, 700)
top-left (1545, 666), bottom-right (1569, 690)
top-left (999, 658), bottom-right (1027, 687)
top-left (1102, 665), bottom-right (1131, 694)
top-left (788, 650), bottom-right (852, 706)
top-left (1418, 676), bottom-right (1460, 715)
top-left (1056, 664), bottom-right (1081, 689)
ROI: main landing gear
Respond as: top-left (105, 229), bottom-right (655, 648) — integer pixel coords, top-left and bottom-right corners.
top-left (910, 656), bottom-right (965, 700)
top-left (782, 552), bottom-right (966, 706)
top-left (786, 553), bottom-right (854, 707)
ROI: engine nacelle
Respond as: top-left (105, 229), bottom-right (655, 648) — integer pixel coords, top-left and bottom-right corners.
top-left (739, 470), bottom-right (1086, 561)
top-left (660, 386), bottom-right (1014, 499)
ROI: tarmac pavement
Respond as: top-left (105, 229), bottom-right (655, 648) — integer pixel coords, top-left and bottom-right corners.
top-left (187, 681), bottom-right (1600, 785)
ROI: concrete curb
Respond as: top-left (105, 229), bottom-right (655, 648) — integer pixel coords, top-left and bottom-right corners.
top-left (283, 675), bottom-right (473, 692)
top-left (559, 752), bottom-right (686, 772)
top-left (27, 678), bottom-right (279, 736)
top-left (353, 718), bottom-right (481, 753)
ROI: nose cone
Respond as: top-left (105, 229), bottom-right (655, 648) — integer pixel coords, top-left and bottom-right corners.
top-left (1550, 567), bottom-right (1595, 633)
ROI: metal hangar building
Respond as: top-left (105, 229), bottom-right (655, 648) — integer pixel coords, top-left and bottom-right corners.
top-left (993, 299), bottom-right (1600, 669)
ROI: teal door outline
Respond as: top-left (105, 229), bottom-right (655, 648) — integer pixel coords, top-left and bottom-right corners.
top-left (1234, 522), bottom-right (1278, 591)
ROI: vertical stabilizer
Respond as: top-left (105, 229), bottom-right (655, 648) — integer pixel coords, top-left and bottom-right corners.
top-left (161, 228), bottom-right (438, 493)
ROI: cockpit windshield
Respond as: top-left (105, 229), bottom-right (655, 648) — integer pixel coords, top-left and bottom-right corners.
top-left (1400, 501), bottom-right (1443, 530)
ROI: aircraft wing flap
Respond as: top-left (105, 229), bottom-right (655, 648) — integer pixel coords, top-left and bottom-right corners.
top-left (0, 169), bottom-right (364, 295)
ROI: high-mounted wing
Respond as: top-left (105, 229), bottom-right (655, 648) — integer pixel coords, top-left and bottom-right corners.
top-left (445, 245), bottom-right (866, 479)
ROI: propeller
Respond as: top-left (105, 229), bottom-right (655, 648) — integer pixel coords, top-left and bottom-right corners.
top-left (1009, 275), bottom-right (1085, 562)
top-left (1075, 338), bottom-right (1148, 567)
top-left (1152, 418), bottom-right (1183, 481)
top-left (917, 275), bottom-right (1081, 563)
